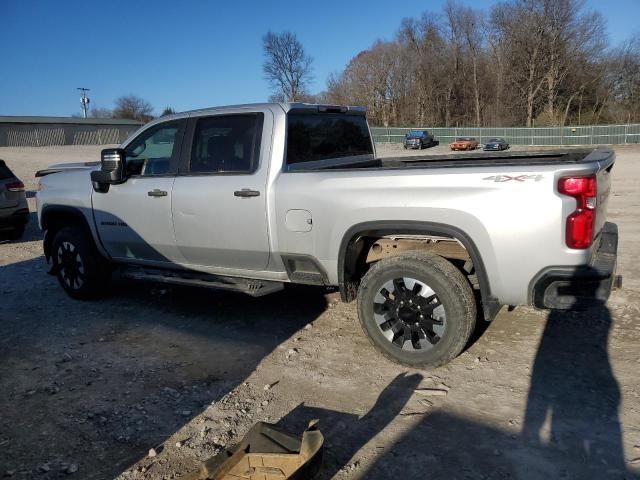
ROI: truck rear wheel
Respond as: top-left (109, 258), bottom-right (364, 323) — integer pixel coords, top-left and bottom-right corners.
top-left (51, 226), bottom-right (110, 300)
top-left (357, 251), bottom-right (476, 368)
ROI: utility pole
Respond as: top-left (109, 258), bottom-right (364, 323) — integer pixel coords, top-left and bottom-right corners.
top-left (78, 88), bottom-right (90, 118)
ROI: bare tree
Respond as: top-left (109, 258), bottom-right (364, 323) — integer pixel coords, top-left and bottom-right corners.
top-left (442, 1), bottom-right (465, 127)
top-left (397, 13), bottom-right (449, 126)
top-left (325, 42), bottom-right (405, 126)
top-left (160, 107), bottom-right (176, 116)
top-left (112, 95), bottom-right (154, 122)
top-left (491, 1), bottom-right (549, 126)
top-left (457, 5), bottom-right (485, 127)
top-left (606, 34), bottom-right (640, 123)
top-left (262, 31), bottom-right (313, 102)
top-left (486, 22), bottom-right (509, 125)
top-left (542, 1), bottom-right (606, 124)
top-left (89, 107), bottom-right (113, 118)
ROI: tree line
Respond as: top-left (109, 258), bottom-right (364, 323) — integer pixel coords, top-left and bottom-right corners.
top-left (90, 0), bottom-right (640, 129)
top-left (263, 0), bottom-right (640, 128)
top-left (86, 95), bottom-right (174, 122)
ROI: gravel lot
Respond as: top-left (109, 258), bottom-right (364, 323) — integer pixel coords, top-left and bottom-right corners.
top-left (0, 144), bottom-right (639, 479)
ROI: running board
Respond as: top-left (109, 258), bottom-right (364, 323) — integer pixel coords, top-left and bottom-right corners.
top-left (119, 267), bottom-right (284, 297)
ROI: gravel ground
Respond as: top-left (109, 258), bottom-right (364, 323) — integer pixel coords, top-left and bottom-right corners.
top-left (0, 144), bottom-right (639, 479)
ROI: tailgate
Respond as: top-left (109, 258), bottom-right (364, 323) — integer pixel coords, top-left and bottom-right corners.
top-left (594, 153), bottom-right (614, 239)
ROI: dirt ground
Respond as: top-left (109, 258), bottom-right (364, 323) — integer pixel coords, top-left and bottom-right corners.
top-left (0, 143), bottom-right (639, 479)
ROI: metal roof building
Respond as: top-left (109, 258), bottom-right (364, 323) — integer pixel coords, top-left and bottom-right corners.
top-left (0, 116), bottom-right (143, 147)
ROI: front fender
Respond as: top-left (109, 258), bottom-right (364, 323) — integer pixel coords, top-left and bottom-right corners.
top-left (40, 204), bottom-right (110, 264)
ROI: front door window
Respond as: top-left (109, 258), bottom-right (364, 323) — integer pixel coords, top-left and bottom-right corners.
top-left (125, 122), bottom-right (183, 176)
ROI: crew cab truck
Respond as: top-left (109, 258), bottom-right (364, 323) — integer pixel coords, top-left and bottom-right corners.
top-left (36, 103), bottom-right (621, 367)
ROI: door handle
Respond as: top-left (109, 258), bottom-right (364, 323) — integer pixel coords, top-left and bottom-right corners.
top-left (234, 189), bottom-right (260, 198)
top-left (147, 189), bottom-right (168, 197)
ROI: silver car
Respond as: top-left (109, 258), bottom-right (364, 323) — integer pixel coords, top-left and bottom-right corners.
top-left (0, 159), bottom-right (29, 239)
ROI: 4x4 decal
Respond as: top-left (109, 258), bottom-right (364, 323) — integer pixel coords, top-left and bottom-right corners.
top-left (483, 174), bottom-right (544, 182)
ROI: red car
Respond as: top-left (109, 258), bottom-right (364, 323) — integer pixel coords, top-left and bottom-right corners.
top-left (449, 137), bottom-right (479, 151)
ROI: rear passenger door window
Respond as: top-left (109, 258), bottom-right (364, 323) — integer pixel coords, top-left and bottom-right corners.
top-left (189, 114), bottom-right (263, 174)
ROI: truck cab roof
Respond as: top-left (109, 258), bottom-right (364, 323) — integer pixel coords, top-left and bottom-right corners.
top-left (167, 103), bottom-right (367, 118)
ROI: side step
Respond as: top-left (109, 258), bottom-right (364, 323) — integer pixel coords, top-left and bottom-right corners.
top-left (120, 267), bottom-right (284, 297)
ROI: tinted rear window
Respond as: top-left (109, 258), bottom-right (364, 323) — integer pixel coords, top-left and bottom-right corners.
top-left (0, 161), bottom-right (14, 180)
top-left (286, 113), bottom-right (373, 166)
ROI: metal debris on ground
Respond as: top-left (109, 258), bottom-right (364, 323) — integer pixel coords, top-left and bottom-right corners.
top-left (263, 380), bottom-right (279, 391)
top-left (414, 388), bottom-right (448, 397)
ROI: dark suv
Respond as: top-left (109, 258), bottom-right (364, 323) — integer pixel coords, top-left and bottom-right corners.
top-left (403, 130), bottom-right (436, 149)
top-left (0, 159), bottom-right (29, 240)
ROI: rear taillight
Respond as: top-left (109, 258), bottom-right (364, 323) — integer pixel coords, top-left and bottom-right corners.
top-left (6, 181), bottom-right (25, 192)
top-left (558, 175), bottom-right (597, 249)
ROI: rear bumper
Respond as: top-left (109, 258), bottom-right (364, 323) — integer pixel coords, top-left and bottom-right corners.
top-left (531, 222), bottom-right (621, 310)
top-left (0, 207), bottom-right (29, 230)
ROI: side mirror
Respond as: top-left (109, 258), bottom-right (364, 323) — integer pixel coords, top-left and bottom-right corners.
top-left (91, 148), bottom-right (127, 193)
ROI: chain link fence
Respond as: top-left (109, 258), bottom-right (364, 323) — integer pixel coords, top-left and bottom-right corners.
top-left (371, 124), bottom-right (640, 146)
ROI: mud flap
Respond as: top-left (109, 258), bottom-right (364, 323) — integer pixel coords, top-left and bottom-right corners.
top-left (185, 420), bottom-right (324, 480)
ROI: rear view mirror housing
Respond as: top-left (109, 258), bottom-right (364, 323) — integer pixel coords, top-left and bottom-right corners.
top-left (91, 148), bottom-right (127, 193)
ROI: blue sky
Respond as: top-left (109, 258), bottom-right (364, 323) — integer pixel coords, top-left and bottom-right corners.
top-left (1, 0), bottom-right (638, 117)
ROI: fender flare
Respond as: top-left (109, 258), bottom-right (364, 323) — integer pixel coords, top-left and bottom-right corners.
top-left (337, 220), bottom-right (500, 321)
top-left (41, 205), bottom-right (108, 262)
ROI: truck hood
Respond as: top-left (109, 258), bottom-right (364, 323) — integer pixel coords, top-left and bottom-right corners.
top-left (35, 161), bottom-right (100, 178)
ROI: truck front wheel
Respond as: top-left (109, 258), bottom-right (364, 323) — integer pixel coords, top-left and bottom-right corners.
top-left (357, 252), bottom-right (476, 368)
top-left (51, 226), bottom-right (110, 300)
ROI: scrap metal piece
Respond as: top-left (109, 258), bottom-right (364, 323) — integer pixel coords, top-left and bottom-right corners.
top-left (366, 237), bottom-right (469, 263)
top-left (185, 420), bottom-right (323, 480)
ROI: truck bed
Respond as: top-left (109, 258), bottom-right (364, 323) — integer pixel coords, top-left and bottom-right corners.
top-left (315, 148), bottom-right (614, 171)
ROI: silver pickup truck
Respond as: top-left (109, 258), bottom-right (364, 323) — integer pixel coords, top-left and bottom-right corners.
top-left (35, 103), bottom-right (620, 367)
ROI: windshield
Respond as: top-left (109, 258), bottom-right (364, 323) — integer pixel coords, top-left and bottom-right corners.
top-left (487, 138), bottom-right (503, 143)
top-left (455, 137), bottom-right (475, 142)
top-left (286, 113), bottom-right (373, 166)
top-left (407, 131), bottom-right (425, 138)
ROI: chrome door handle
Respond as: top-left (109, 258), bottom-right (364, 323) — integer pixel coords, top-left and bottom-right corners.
top-left (147, 189), bottom-right (168, 197)
top-left (234, 189), bottom-right (260, 198)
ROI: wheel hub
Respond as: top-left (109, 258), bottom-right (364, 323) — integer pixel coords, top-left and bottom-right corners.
top-left (372, 277), bottom-right (446, 351)
top-left (397, 304), bottom-right (418, 323)
top-left (61, 250), bottom-right (76, 270)
top-left (57, 241), bottom-right (84, 290)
